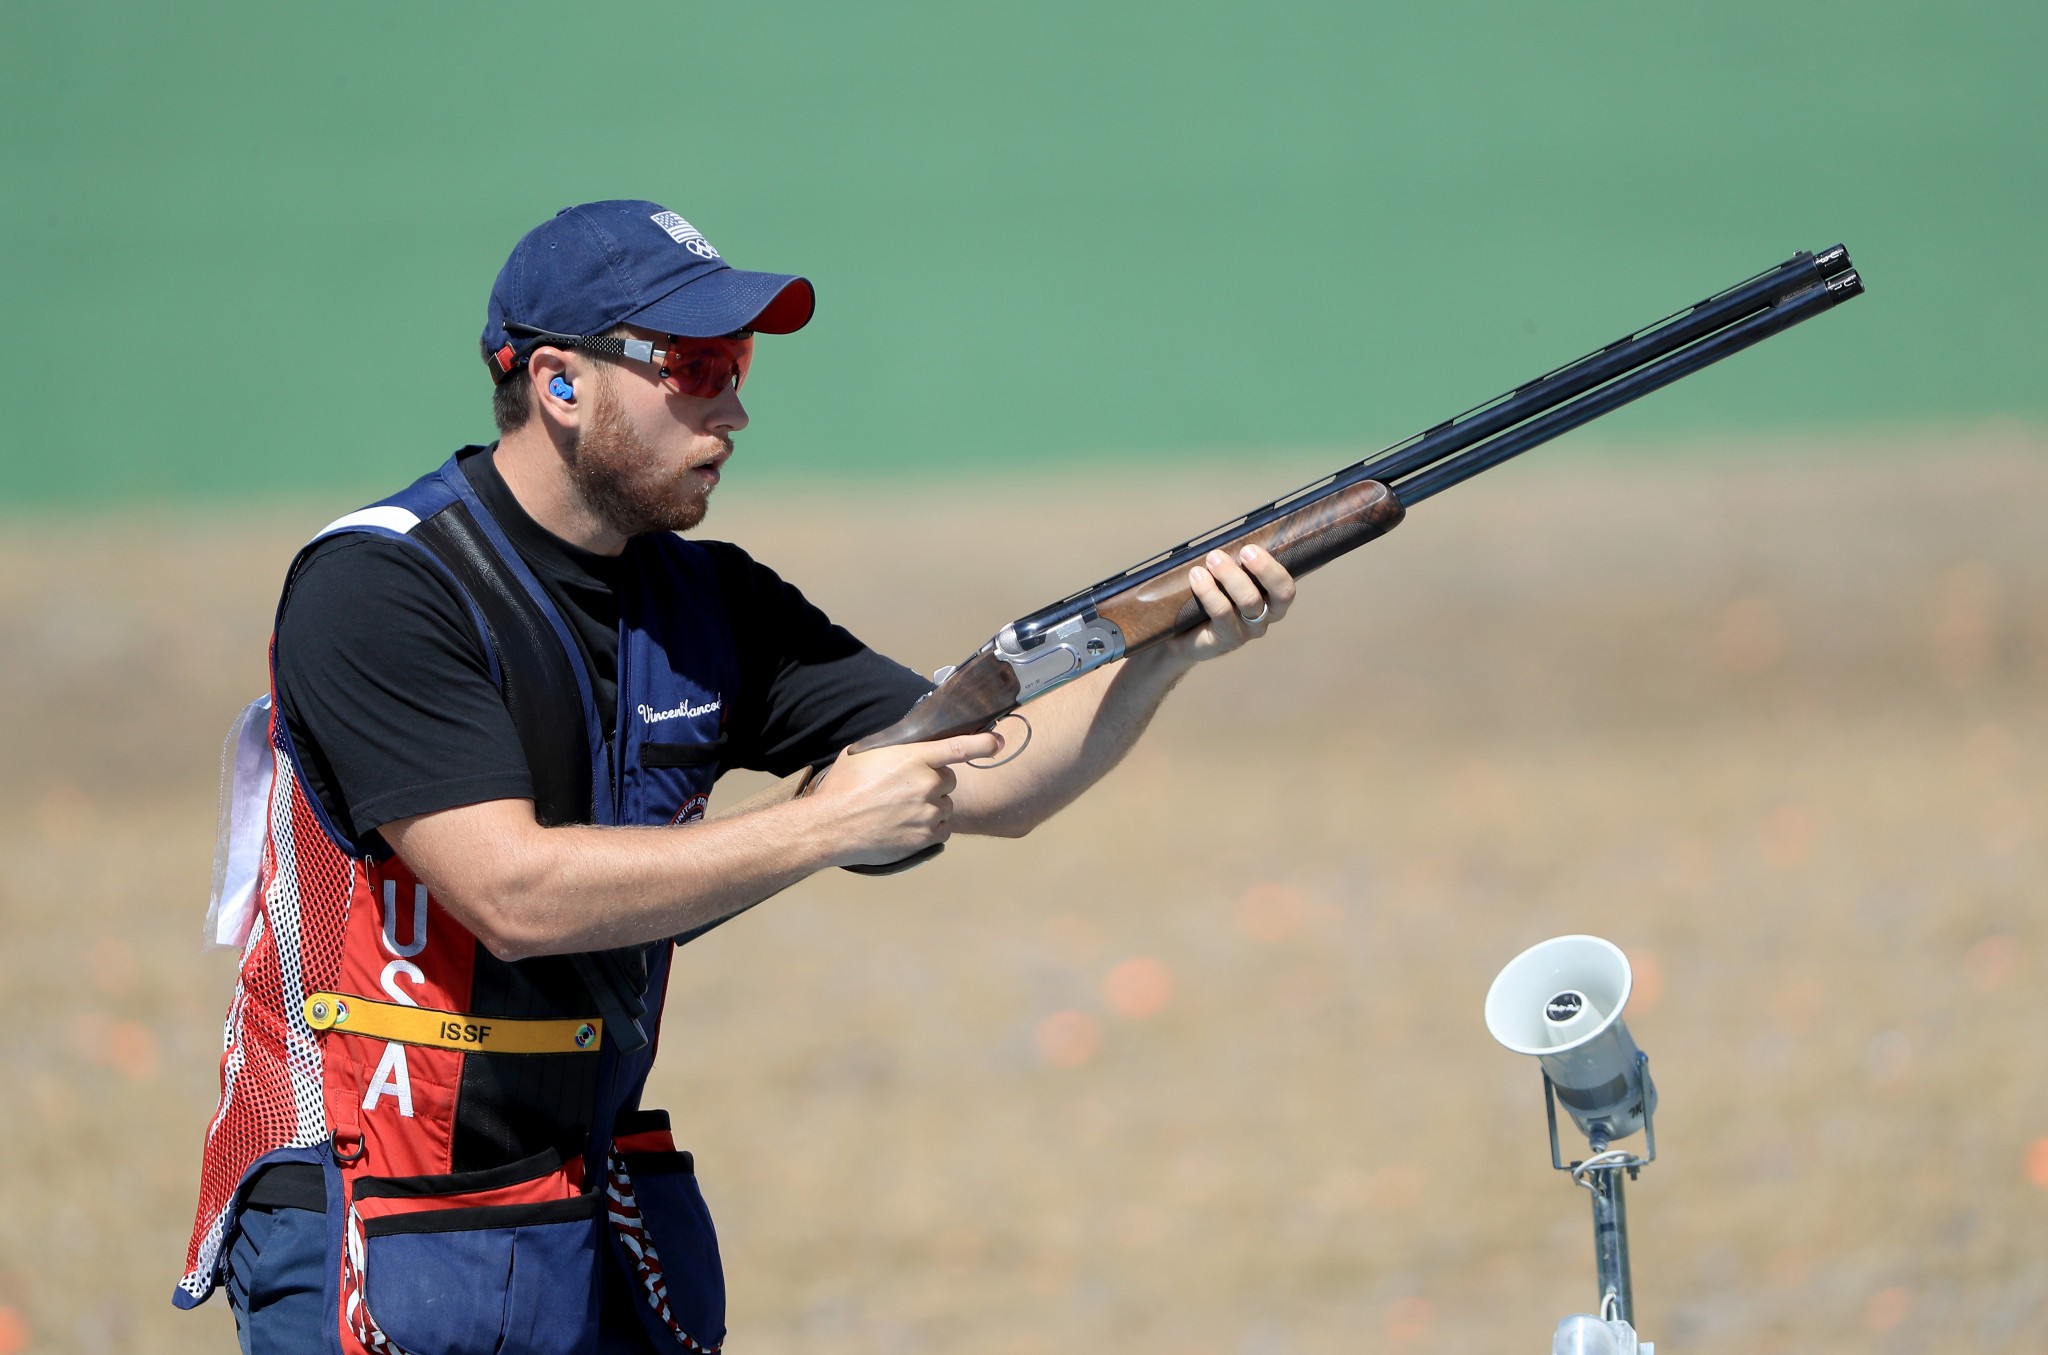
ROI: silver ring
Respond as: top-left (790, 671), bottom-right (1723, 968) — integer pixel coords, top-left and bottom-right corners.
top-left (1240, 602), bottom-right (1270, 625)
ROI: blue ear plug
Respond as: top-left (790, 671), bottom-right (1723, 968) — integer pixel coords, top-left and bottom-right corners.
top-left (549, 376), bottom-right (575, 402)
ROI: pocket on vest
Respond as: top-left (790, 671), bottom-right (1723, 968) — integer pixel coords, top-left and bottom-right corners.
top-left (346, 1149), bottom-right (602, 1355)
top-left (608, 1111), bottom-right (726, 1351)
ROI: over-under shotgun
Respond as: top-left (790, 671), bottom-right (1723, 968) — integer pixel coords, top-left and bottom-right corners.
top-left (854, 245), bottom-right (1864, 762)
top-left (690, 244), bottom-right (1863, 887)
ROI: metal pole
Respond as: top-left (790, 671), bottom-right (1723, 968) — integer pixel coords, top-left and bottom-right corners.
top-left (1587, 1164), bottom-right (1634, 1325)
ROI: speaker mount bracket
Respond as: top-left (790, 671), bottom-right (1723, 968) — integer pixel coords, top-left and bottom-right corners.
top-left (1544, 1051), bottom-right (1657, 1175)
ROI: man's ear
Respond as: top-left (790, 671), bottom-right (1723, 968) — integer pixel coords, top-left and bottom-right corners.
top-left (528, 348), bottom-right (581, 429)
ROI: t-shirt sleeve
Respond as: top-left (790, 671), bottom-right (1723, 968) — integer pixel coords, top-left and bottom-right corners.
top-left (705, 542), bottom-right (934, 778)
top-left (275, 533), bottom-right (534, 845)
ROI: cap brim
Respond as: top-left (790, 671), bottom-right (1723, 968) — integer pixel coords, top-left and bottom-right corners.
top-left (625, 268), bottom-right (815, 338)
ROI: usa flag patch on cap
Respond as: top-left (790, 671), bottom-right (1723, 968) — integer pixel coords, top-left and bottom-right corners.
top-left (650, 211), bottom-right (721, 259)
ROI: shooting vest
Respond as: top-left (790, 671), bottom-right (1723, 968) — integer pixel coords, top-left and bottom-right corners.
top-left (178, 447), bottom-right (734, 1354)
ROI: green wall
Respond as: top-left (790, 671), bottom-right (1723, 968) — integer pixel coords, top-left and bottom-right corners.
top-left (4, 1), bottom-right (2041, 503)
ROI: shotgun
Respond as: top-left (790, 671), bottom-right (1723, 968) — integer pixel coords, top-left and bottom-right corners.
top-left (822, 244), bottom-right (1865, 871)
top-left (858, 245), bottom-right (1863, 758)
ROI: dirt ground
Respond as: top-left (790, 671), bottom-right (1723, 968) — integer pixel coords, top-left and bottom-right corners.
top-left (2, 428), bottom-right (2044, 1354)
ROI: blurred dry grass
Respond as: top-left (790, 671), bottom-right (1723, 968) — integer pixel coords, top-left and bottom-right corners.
top-left (2, 428), bottom-right (2045, 1353)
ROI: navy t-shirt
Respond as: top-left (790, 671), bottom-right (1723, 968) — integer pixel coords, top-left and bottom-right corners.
top-left (274, 447), bottom-right (931, 847)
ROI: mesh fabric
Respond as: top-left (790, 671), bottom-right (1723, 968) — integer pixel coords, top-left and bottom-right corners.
top-left (179, 721), bottom-right (360, 1302)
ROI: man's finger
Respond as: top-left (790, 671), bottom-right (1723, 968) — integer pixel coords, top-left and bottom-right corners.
top-left (1204, 550), bottom-right (1268, 619)
top-left (919, 731), bottom-right (1003, 767)
top-left (1187, 563), bottom-right (1235, 621)
top-left (1236, 544), bottom-right (1296, 619)
top-left (1196, 551), bottom-right (1266, 625)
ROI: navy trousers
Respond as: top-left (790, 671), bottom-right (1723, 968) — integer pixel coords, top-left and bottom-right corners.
top-left (224, 1203), bottom-right (326, 1354)
top-left (225, 1202), bottom-right (664, 1353)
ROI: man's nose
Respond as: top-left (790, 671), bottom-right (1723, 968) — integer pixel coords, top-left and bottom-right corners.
top-left (711, 390), bottom-right (749, 434)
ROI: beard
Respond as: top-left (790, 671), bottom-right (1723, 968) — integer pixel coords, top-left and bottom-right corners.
top-left (565, 376), bottom-right (718, 537)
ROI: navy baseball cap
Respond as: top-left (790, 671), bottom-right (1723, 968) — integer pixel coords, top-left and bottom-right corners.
top-left (482, 199), bottom-right (815, 383)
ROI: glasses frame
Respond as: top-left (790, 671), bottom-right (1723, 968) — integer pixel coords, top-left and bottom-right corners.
top-left (501, 321), bottom-right (753, 395)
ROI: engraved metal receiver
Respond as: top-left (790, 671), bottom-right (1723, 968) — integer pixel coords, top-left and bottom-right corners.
top-left (924, 606), bottom-right (1128, 701)
top-left (987, 605), bottom-right (1127, 700)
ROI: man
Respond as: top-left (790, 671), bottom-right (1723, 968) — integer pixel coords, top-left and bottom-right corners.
top-left (177, 199), bottom-right (1295, 1353)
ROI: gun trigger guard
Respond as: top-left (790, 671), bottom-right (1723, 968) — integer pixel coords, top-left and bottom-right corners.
top-left (966, 713), bottom-right (1031, 770)
top-left (842, 842), bottom-right (945, 876)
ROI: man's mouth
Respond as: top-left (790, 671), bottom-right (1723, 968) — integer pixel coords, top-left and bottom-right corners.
top-left (693, 444), bottom-right (732, 482)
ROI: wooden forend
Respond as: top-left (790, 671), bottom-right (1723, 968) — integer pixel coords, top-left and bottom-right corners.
top-left (1095, 480), bottom-right (1405, 644)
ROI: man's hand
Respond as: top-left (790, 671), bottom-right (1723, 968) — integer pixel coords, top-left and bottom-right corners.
top-left (940, 544), bottom-right (1296, 839)
top-left (1161, 542), bottom-right (1297, 666)
top-left (807, 731), bottom-right (1003, 867)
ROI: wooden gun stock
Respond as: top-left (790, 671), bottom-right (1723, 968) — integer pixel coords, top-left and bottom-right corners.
top-left (847, 646), bottom-right (1022, 753)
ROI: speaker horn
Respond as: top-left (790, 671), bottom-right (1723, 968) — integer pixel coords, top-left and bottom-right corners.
top-left (1484, 934), bottom-right (1656, 1144)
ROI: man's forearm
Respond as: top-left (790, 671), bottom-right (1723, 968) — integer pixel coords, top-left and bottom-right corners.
top-left (949, 645), bottom-right (1191, 838)
top-left (387, 797), bottom-right (845, 960)
top-left (384, 729), bottom-right (997, 960)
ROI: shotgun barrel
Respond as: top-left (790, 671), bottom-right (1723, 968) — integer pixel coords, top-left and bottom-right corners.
top-left (1392, 265), bottom-right (1864, 505)
top-left (999, 245), bottom-right (1857, 653)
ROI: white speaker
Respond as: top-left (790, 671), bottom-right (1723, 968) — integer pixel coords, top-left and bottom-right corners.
top-left (1485, 935), bottom-right (1656, 1144)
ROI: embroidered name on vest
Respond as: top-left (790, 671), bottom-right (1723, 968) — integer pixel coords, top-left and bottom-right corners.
top-left (637, 697), bottom-right (721, 725)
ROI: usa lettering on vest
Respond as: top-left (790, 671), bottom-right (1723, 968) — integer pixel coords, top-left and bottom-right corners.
top-left (362, 881), bottom-right (429, 1118)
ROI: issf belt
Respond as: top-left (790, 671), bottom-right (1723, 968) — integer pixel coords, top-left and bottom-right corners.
top-left (303, 992), bottom-right (602, 1054)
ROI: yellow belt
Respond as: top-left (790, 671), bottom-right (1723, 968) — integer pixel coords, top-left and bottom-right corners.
top-left (302, 992), bottom-right (602, 1055)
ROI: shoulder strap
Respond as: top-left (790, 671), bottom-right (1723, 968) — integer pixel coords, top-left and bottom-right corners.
top-left (409, 500), bottom-right (592, 827)
top-left (407, 499), bottom-right (653, 1053)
